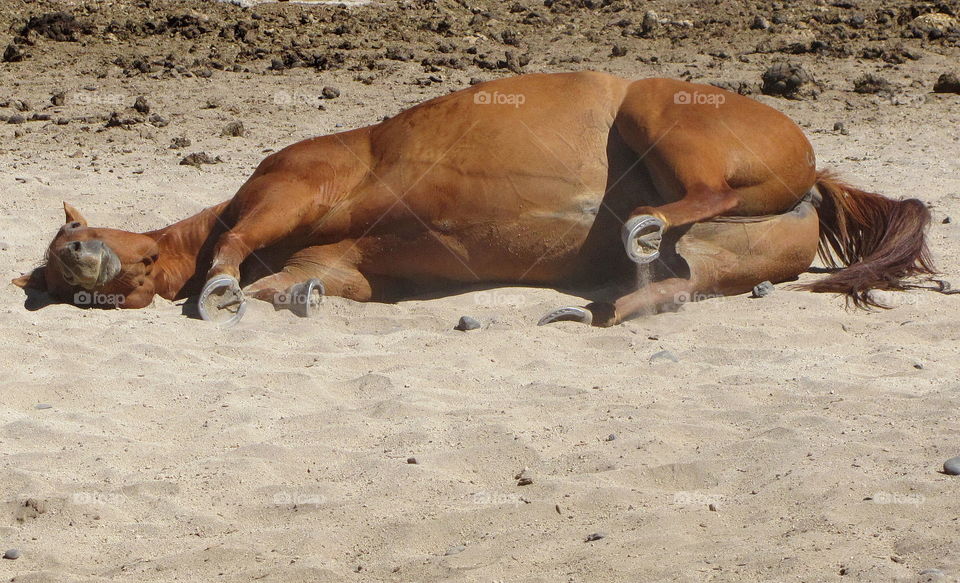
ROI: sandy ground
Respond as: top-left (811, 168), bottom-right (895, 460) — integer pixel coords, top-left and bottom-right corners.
top-left (1, 0), bottom-right (960, 581)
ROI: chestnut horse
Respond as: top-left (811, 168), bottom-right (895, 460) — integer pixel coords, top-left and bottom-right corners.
top-left (13, 72), bottom-right (933, 326)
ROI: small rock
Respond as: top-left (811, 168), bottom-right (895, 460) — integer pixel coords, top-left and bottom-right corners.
top-left (179, 152), bottom-right (221, 168)
top-left (933, 73), bottom-right (960, 94)
top-left (709, 503), bottom-right (718, 512)
top-left (321, 86), bottom-right (340, 99)
top-left (406, 457), bottom-right (418, 464)
top-left (750, 16), bottom-right (770, 30)
top-left (641, 10), bottom-right (659, 35)
top-left (7, 114), bottom-right (25, 125)
top-left (2, 43), bottom-right (26, 63)
top-left (148, 114), bottom-right (169, 128)
top-left (610, 44), bottom-right (628, 57)
top-left (605, 433), bottom-right (617, 441)
top-left (133, 96), bottom-right (150, 114)
top-left (909, 13), bottom-right (958, 36)
top-left (761, 62), bottom-right (817, 99)
top-left (833, 121), bottom-right (848, 135)
top-left (444, 545), bottom-right (466, 556)
top-left (649, 350), bottom-right (679, 364)
top-left (13, 100), bottom-right (30, 112)
top-left (943, 216), bottom-right (952, 224)
top-left (35, 403), bottom-right (52, 410)
top-left (3, 549), bottom-right (20, 560)
top-left (914, 363), bottom-right (924, 370)
top-left (585, 532), bottom-right (606, 542)
top-left (454, 316), bottom-right (481, 331)
top-left (515, 468), bottom-right (533, 486)
top-left (170, 137), bottom-right (191, 149)
top-left (51, 92), bottom-right (66, 106)
top-left (919, 569), bottom-right (945, 576)
top-left (221, 121), bottom-right (245, 137)
top-left (752, 281), bottom-right (774, 298)
top-left (943, 456), bottom-right (960, 475)
top-left (853, 73), bottom-right (892, 95)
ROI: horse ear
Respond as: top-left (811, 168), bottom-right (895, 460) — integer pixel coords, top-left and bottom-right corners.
top-left (11, 266), bottom-right (47, 291)
top-left (63, 202), bottom-right (88, 227)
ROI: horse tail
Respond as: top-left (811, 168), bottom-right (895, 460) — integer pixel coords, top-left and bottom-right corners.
top-left (800, 169), bottom-right (935, 307)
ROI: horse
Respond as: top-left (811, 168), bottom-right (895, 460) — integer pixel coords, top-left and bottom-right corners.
top-left (12, 71), bottom-right (934, 327)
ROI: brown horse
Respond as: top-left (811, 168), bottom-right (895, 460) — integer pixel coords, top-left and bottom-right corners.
top-left (12, 72), bottom-right (934, 326)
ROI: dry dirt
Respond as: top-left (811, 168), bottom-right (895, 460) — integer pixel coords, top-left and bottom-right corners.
top-left (1, 0), bottom-right (960, 581)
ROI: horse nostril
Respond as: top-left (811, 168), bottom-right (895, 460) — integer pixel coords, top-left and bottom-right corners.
top-left (70, 241), bottom-right (82, 252)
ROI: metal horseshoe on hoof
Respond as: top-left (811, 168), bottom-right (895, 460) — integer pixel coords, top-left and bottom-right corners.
top-left (281, 278), bottom-right (326, 318)
top-left (622, 215), bottom-right (665, 264)
top-left (537, 306), bottom-right (593, 326)
top-left (198, 274), bottom-right (247, 327)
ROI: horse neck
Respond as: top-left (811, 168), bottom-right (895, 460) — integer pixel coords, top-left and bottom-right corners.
top-left (146, 201), bottom-right (230, 299)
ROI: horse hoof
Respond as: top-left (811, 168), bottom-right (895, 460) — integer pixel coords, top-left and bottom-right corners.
top-left (278, 278), bottom-right (325, 318)
top-left (622, 214), bottom-right (665, 264)
top-left (198, 274), bottom-right (246, 326)
top-left (538, 306), bottom-right (593, 326)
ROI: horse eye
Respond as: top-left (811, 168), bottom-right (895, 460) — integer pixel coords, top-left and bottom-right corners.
top-left (69, 221), bottom-right (81, 229)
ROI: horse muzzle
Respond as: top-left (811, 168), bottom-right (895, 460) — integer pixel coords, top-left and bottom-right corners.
top-left (55, 240), bottom-right (122, 290)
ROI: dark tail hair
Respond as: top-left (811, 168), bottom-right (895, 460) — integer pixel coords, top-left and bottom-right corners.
top-left (802, 170), bottom-right (935, 307)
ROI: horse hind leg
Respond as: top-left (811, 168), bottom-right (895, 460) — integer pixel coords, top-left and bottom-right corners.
top-left (539, 201), bottom-right (821, 327)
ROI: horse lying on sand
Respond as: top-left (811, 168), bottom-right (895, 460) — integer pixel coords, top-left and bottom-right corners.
top-left (13, 71), bottom-right (934, 327)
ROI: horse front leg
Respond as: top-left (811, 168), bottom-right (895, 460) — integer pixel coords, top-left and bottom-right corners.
top-left (197, 177), bottom-right (323, 325)
top-left (242, 240), bottom-right (376, 318)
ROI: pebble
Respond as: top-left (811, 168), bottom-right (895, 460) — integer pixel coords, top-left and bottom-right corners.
top-left (649, 350), bottom-right (678, 364)
top-left (750, 16), bottom-right (770, 30)
top-left (454, 316), bottom-right (480, 331)
top-left (7, 114), bottom-right (25, 125)
top-left (833, 121), bottom-right (849, 135)
top-left (943, 456), bottom-right (960, 475)
top-left (3, 549), bottom-right (20, 560)
top-left (515, 468), bottom-right (533, 486)
top-left (321, 86), bottom-right (341, 99)
top-left (406, 457), bottom-right (418, 464)
top-left (933, 72), bottom-right (960, 94)
top-left (752, 281), bottom-right (774, 298)
top-left (585, 532), bottom-right (606, 542)
top-left (761, 62), bottom-right (816, 99)
top-left (919, 569), bottom-right (945, 576)
top-left (709, 503), bottom-right (718, 512)
top-left (51, 91), bottom-right (66, 106)
top-left (605, 433), bottom-right (617, 442)
top-left (444, 545), bottom-right (466, 556)
top-left (221, 121), bottom-right (245, 137)
top-left (35, 404), bottom-right (52, 410)
top-left (133, 96), bottom-right (150, 114)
